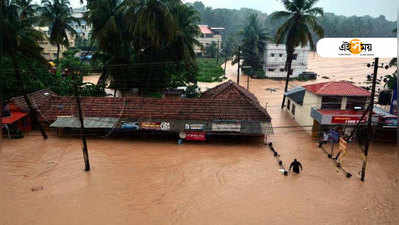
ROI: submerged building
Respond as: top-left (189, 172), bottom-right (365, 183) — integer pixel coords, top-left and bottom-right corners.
top-left (10, 81), bottom-right (272, 141)
top-left (264, 43), bottom-right (310, 78)
top-left (284, 81), bottom-right (371, 137)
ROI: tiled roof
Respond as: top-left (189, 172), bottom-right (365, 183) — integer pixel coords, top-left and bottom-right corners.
top-left (198, 25), bottom-right (213, 34)
top-left (201, 80), bottom-right (270, 119)
top-left (41, 96), bottom-right (271, 122)
top-left (12, 83), bottom-right (271, 123)
top-left (303, 81), bottom-right (370, 96)
top-left (11, 89), bottom-right (56, 112)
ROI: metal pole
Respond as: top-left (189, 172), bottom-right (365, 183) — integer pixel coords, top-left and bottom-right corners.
top-left (237, 46), bottom-right (240, 85)
top-left (247, 69), bottom-right (250, 90)
top-left (216, 40), bottom-right (220, 63)
top-left (361, 57), bottom-right (379, 182)
top-left (74, 74), bottom-right (90, 171)
top-left (396, 10), bottom-right (399, 148)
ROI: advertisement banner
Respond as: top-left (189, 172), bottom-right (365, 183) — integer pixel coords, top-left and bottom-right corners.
top-left (185, 123), bottom-right (205, 130)
top-left (331, 116), bottom-right (366, 124)
top-left (185, 132), bottom-right (206, 141)
top-left (211, 122), bottom-right (241, 132)
top-left (140, 122), bottom-right (161, 130)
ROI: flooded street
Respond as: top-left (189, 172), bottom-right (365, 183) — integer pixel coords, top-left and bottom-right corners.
top-left (1, 55), bottom-right (399, 225)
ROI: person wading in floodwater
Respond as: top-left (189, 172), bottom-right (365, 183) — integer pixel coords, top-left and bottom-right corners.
top-left (289, 159), bottom-right (303, 174)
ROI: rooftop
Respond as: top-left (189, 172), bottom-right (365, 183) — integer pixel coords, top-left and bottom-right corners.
top-left (198, 25), bottom-right (213, 35)
top-left (303, 81), bottom-right (371, 97)
top-left (11, 81), bottom-right (271, 123)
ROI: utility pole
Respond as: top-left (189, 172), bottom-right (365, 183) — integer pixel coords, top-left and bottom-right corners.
top-left (73, 72), bottom-right (90, 171)
top-left (216, 40), bottom-right (220, 64)
top-left (361, 57), bottom-right (379, 182)
top-left (237, 46), bottom-right (240, 85)
top-left (247, 71), bottom-right (250, 90)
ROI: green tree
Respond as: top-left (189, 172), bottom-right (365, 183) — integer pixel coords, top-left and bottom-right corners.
top-left (270, 0), bottom-right (324, 108)
top-left (88, 0), bottom-right (200, 95)
top-left (240, 14), bottom-right (269, 77)
top-left (205, 41), bottom-right (218, 58)
top-left (0, 0), bottom-right (48, 138)
top-left (40, 0), bottom-right (79, 62)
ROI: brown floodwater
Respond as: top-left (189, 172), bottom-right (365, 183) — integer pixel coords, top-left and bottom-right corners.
top-left (1, 55), bottom-right (398, 225)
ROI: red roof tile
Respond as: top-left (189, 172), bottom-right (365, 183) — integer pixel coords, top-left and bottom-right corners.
top-left (12, 84), bottom-right (271, 123)
top-left (41, 96), bottom-right (271, 122)
top-left (303, 81), bottom-right (370, 96)
top-left (198, 25), bottom-right (213, 34)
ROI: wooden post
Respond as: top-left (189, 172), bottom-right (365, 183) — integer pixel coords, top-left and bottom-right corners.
top-left (73, 74), bottom-right (90, 171)
top-left (361, 57), bottom-right (379, 182)
top-left (237, 46), bottom-right (240, 85)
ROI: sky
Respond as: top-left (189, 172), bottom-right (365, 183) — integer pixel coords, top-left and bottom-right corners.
top-left (50, 0), bottom-right (398, 22)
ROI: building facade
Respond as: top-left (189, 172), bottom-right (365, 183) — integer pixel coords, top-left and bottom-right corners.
top-left (34, 26), bottom-right (75, 60)
top-left (72, 7), bottom-right (91, 40)
top-left (284, 81), bottom-right (371, 137)
top-left (11, 82), bottom-right (272, 140)
top-left (195, 25), bottom-right (224, 55)
top-left (264, 43), bottom-right (310, 78)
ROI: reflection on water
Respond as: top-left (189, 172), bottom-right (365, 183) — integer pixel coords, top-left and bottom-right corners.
top-left (1, 131), bottom-right (398, 225)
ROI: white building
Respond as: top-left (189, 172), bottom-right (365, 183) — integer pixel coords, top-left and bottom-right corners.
top-left (34, 26), bottom-right (75, 60)
top-left (284, 81), bottom-right (370, 137)
top-left (195, 25), bottom-right (224, 55)
top-left (264, 43), bottom-right (310, 78)
top-left (72, 7), bottom-right (91, 40)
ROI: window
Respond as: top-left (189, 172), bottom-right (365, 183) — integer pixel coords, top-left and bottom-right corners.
top-left (291, 104), bottom-right (296, 115)
top-left (268, 68), bottom-right (275, 72)
top-left (271, 53), bottom-right (275, 57)
top-left (346, 97), bottom-right (367, 110)
top-left (287, 99), bottom-right (291, 110)
top-left (280, 68), bottom-right (285, 72)
top-left (321, 96), bottom-right (342, 110)
top-left (279, 54), bottom-right (283, 57)
top-left (293, 54), bottom-right (298, 60)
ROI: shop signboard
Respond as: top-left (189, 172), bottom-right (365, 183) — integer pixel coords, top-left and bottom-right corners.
top-left (211, 122), bottom-right (241, 132)
top-left (185, 132), bottom-right (206, 141)
top-left (140, 122), bottom-right (161, 130)
top-left (184, 123), bottom-right (205, 130)
top-left (331, 116), bottom-right (366, 124)
top-left (140, 121), bottom-right (170, 131)
top-left (160, 122), bottom-right (171, 131)
top-left (120, 121), bottom-right (140, 130)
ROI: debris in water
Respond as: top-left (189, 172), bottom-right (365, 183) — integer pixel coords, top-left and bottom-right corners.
top-left (31, 186), bottom-right (44, 192)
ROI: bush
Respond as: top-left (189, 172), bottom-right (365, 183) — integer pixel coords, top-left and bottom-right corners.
top-left (197, 58), bottom-right (225, 82)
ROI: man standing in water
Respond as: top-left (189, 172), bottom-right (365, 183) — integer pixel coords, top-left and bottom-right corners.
top-left (289, 159), bottom-right (303, 174)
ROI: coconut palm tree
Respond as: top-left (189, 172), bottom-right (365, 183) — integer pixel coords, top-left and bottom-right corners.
top-left (271, 0), bottom-right (324, 108)
top-left (0, 0), bottom-right (48, 139)
top-left (168, 2), bottom-right (200, 66)
top-left (40, 0), bottom-right (79, 62)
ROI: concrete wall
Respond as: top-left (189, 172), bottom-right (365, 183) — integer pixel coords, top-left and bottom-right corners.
top-left (286, 91), bottom-right (321, 127)
top-left (195, 35), bottom-right (222, 55)
top-left (264, 43), bottom-right (310, 78)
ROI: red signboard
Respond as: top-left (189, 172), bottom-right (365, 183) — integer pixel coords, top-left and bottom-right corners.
top-left (185, 132), bottom-right (206, 141)
top-left (331, 116), bottom-right (366, 124)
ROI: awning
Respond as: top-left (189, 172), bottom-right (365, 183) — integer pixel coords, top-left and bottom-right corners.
top-left (50, 117), bottom-right (119, 128)
top-left (1, 112), bottom-right (28, 125)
